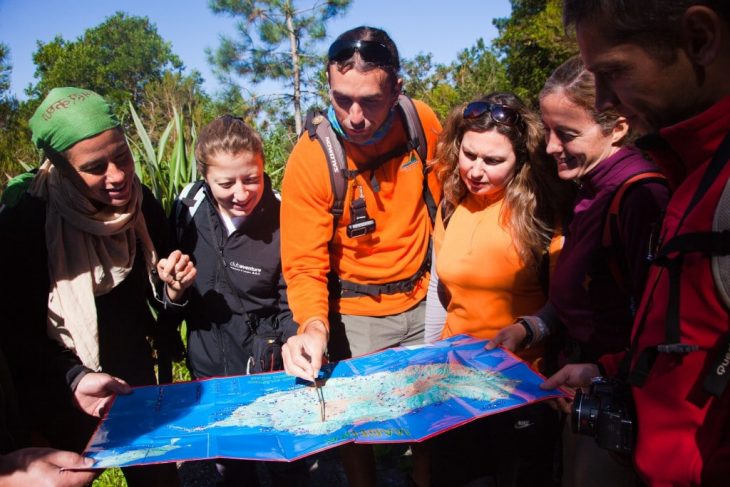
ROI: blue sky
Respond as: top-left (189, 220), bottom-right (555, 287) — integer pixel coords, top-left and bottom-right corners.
top-left (0, 0), bottom-right (512, 99)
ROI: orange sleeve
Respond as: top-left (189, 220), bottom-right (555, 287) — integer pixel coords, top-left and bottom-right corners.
top-left (280, 136), bottom-right (335, 331)
top-left (433, 204), bottom-right (445, 258)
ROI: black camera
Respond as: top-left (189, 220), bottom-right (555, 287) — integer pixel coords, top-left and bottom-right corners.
top-left (346, 195), bottom-right (376, 238)
top-left (571, 377), bottom-right (635, 454)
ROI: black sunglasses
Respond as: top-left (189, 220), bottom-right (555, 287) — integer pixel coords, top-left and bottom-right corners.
top-left (463, 101), bottom-right (520, 126)
top-left (328, 39), bottom-right (395, 67)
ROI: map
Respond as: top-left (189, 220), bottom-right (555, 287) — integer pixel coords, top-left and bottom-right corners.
top-left (83, 335), bottom-right (565, 468)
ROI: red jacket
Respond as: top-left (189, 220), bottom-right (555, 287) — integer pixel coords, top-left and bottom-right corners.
top-left (602, 95), bottom-right (730, 486)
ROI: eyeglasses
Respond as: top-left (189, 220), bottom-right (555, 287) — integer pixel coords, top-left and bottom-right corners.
top-left (462, 101), bottom-right (520, 126)
top-left (328, 39), bottom-right (395, 67)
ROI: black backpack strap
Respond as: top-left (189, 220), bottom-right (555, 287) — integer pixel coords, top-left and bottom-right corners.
top-left (397, 95), bottom-right (437, 224)
top-left (397, 94), bottom-right (427, 164)
top-left (304, 110), bottom-right (348, 239)
top-left (330, 238), bottom-right (433, 298)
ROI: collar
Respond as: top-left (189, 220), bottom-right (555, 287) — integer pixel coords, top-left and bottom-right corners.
top-left (578, 146), bottom-right (639, 194)
top-left (203, 173), bottom-right (274, 235)
top-left (326, 105), bottom-right (395, 146)
top-left (637, 95), bottom-right (730, 188)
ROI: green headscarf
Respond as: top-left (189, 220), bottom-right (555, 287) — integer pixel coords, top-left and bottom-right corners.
top-left (29, 87), bottom-right (120, 153)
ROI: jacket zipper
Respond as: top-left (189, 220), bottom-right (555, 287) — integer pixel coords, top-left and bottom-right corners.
top-left (212, 204), bottom-right (230, 376)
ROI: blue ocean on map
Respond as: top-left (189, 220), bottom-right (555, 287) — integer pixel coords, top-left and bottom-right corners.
top-left (84, 335), bottom-right (565, 468)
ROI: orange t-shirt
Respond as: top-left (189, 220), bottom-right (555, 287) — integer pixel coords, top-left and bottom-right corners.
top-left (281, 100), bottom-right (442, 330)
top-left (434, 194), bottom-right (562, 360)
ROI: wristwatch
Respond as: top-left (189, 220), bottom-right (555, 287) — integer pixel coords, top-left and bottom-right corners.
top-left (517, 319), bottom-right (534, 349)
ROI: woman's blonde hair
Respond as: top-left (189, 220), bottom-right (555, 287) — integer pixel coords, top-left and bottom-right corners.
top-left (433, 92), bottom-right (567, 268)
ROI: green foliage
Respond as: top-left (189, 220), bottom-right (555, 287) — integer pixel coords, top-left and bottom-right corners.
top-left (29, 12), bottom-right (183, 109)
top-left (0, 45), bottom-right (38, 183)
top-left (139, 71), bottom-right (207, 144)
top-left (262, 123), bottom-right (297, 190)
top-left (127, 102), bottom-right (198, 215)
top-left (93, 467), bottom-right (126, 487)
top-left (203, 84), bottom-right (283, 133)
top-left (492, 0), bottom-right (577, 104)
top-left (402, 39), bottom-right (509, 120)
top-left (452, 40), bottom-right (510, 102)
top-left (208, 0), bottom-right (352, 133)
top-left (0, 43), bottom-right (11, 96)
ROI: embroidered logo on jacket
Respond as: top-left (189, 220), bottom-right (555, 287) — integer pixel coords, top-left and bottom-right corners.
top-left (229, 261), bottom-right (262, 276)
top-left (400, 152), bottom-right (419, 171)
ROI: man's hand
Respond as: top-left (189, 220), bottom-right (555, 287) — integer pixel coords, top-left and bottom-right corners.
top-left (282, 321), bottom-right (328, 381)
top-left (485, 323), bottom-right (527, 352)
top-left (541, 363), bottom-right (600, 391)
top-left (157, 250), bottom-right (197, 302)
top-left (74, 372), bottom-right (131, 417)
top-left (0, 448), bottom-right (97, 487)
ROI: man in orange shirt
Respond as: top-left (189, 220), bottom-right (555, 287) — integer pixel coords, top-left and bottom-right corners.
top-left (280, 26), bottom-right (441, 486)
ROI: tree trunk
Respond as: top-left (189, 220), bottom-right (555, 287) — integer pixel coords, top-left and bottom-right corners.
top-left (286, 9), bottom-right (302, 134)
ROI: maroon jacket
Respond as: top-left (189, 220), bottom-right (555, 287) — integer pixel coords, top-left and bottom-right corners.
top-left (602, 95), bottom-right (730, 486)
top-left (539, 147), bottom-right (668, 366)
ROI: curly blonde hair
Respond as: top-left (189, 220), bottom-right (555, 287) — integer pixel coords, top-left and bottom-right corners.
top-left (433, 92), bottom-right (566, 268)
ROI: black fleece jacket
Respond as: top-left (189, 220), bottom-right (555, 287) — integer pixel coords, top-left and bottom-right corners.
top-left (169, 175), bottom-right (297, 378)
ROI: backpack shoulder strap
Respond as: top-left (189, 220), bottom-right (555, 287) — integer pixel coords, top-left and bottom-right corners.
top-left (602, 171), bottom-right (667, 290)
top-left (396, 95), bottom-right (427, 164)
top-left (602, 171), bottom-right (667, 246)
top-left (174, 180), bottom-right (206, 240)
top-left (397, 95), bottom-right (437, 224)
top-left (712, 174), bottom-right (730, 309)
top-left (303, 109), bottom-right (348, 239)
top-left (1, 168), bottom-right (39, 209)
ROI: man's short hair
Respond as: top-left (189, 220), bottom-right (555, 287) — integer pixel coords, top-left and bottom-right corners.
top-left (327, 26), bottom-right (400, 83)
top-left (563, 0), bottom-right (730, 63)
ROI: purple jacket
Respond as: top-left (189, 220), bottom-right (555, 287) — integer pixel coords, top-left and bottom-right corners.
top-left (539, 147), bottom-right (669, 365)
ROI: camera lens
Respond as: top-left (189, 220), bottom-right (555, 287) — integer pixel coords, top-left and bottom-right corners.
top-left (571, 388), bottom-right (601, 436)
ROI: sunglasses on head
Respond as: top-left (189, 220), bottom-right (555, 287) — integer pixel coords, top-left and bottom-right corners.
top-left (216, 114), bottom-right (245, 122)
top-left (328, 39), bottom-right (395, 67)
top-left (462, 101), bottom-right (520, 126)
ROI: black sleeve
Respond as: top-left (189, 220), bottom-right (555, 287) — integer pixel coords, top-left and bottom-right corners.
top-left (142, 185), bottom-right (174, 258)
top-left (535, 300), bottom-right (564, 336)
top-left (275, 270), bottom-right (298, 341)
top-left (141, 186), bottom-right (187, 313)
top-left (0, 197), bottom-right (88, 429)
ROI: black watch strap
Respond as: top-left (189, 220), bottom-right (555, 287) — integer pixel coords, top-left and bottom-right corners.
top-left (518, 319), bottom-right (534, 349)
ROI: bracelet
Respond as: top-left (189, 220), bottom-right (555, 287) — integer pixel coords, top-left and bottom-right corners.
top-left (533, 317), bottom-right (549, 341)
top-left (517, 319), bottom-right (534, 349)
top-left (519, 315), bottom-right (549, 344)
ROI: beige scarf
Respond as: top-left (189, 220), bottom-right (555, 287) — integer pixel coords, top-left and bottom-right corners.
top-left (29, 161), bottom-right (158, 371)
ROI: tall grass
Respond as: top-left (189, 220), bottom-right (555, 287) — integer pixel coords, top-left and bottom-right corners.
top-left (128, 102), bottom-right (198, 214)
